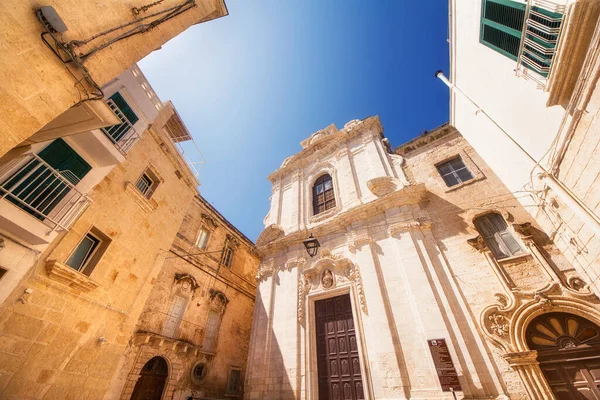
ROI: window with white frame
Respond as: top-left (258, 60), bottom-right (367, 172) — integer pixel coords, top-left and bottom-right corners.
top-left (65, 227), bottom-right (111, 276)
top-left (196, 228), bottom-right (210, 250)
top-left (436, 156), bottom-right (474, 187)
top-left (474, 213), bottom-right (524, 259)
top-left (135, 168), bottom-right (160, 199)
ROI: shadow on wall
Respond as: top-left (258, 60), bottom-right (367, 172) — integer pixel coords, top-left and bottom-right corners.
top-left (245, 272), bottom-right (296, 400)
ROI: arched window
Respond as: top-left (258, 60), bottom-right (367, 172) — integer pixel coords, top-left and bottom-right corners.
top-left (474, 213), bottom-right (523, 259)
top-left (313, 174), bottom-right (336, 215)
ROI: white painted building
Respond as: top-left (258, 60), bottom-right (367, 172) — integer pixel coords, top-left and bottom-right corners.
top-left (446, 0), bottom-right (600, 296)
top-left (246, 119), bottom-right (600, 399)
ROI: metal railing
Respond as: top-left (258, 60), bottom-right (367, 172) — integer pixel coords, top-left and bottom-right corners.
top-left (0, 153), bottom-right (91, 232)
top-left (101, 98), bottom-right (141, 156)
top-left (515, 0), bottom-right (566, 87)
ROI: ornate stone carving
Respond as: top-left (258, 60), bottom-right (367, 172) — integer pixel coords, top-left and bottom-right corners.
top-left (488, 314), bottom-right (509, 336)
top-left (208, 289), bottom-right (229, 313)
top-left (533, 292), bottom-right (552, 309)
top-left (347, 264), bottom-right (367, 313)
top-left (174, 273), bottom-right (200, 297)
top-left (284, 257), bottom-right (306, 271)
top-left (226, 234), bottom-right (240, 248)
top-left (366, 177), bottom-right (402, 198)
top-left (256, 259), bottom-right (275, 282)
top-left (297, 276), bottom-right (312, 322)
top-left (467, 235), bottom-right (488, 252)
top-left (297, 256), bottom-right (367, 322)
top-left (512, 222), bottom-right (533, 237)
top-left (346, 233), bottom-right (373, 253)
top-left (200, 214), bottom-right (218, 230)
top-left (494, 293), bottom-right (510, 309)
top-left (322, 269), bottom-right (334, 289)
top-left (387, 218), bottom-right (431, 237)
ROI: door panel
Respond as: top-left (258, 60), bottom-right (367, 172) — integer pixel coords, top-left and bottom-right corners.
top-left (315, 294), bottom-right (364, 400)
top-left (542, 359), bottom-right (600, 399)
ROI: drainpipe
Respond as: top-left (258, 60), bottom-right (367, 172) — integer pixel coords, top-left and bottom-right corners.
top-left (435, 70), bottom-right (600, 237)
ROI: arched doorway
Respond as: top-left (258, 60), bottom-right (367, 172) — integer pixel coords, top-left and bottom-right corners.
top-left (130, 356), bottom-right (168, 400)
top-left (527, 312), bottom-right (600, 399)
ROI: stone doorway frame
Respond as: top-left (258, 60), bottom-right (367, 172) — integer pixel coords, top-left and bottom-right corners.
top-left (120, 349), bottom-right (179, 400)
top-left (304, 275), bottom-right (374, 400)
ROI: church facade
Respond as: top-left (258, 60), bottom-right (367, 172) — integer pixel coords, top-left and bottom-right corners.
top-left (246, 118), bottom-right (600, 399)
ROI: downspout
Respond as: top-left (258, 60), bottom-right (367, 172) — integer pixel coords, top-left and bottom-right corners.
top-left (435, 71), bottom-right (600, 237)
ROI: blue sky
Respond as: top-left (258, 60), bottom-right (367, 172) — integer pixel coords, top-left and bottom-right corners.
top-left (139, 0), bottom-right (449, 241)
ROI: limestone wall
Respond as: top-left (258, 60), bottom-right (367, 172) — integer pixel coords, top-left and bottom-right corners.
top-left (113, 196), bottom-right (259, 400)
top-left (248, 121), bottom-right (584, 399)
top-left (0, 0), bottom-right (226, 157)
top-left (0, 110), bottom-right (197, 399)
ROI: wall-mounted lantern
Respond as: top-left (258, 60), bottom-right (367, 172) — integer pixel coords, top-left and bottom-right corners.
top-left (303, 233), bottom-right (320, 258)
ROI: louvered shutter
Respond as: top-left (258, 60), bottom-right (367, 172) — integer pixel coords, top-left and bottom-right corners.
top-left (475, 213), bottom-right (524, 259)
top-left (38, 139), bottom-right (91, 184)
top-left (109, 92), bottom-right (139, 125)
top-left (480, 0), bottom-right (526, 60)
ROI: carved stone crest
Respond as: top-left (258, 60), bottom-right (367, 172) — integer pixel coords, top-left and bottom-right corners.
top-left (322, 269), bottom-right (334, 289)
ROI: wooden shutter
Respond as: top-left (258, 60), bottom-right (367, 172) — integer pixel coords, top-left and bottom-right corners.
top-left (480, 0), bottom-right (526, 60)
top-left (202, 310), bottom-right (221, 352)
top-left (109, 92), bottom-right (139, 125)
top-left (162, 295), bottom-right (186, 337)
top-left (38, 139), bottom-right (92, 184)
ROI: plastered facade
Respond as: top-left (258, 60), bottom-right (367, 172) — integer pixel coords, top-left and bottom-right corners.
top-left (448, 0), bottom-right (600, 297)
top-left (0, 0), bottom-right (227, 157)
top-left (114, 195), bottom-right (259, 400)
top-left (246, 119), bottom-right (599, 399)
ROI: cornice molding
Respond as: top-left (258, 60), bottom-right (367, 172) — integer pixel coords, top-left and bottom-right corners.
top-left (268, 116), bottom-right (383, 182)
top-left (257, 183), bottom-right (428, 257)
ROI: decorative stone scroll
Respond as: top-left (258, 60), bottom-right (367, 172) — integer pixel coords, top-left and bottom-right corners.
top-left (387, 218), bottom-right (432, 237)
top-left (297, 254), bottom-right (367, 322)
top-left (200, 214), bottom-right (218, 230)
top-left (174, 273), bottom-right (200, 297)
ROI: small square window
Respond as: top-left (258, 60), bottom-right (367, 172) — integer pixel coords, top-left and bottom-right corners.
top-left (222, 247), bottom-right (234, 268)
top-left (196, 229), bottom-right (210, 250)
top-left (436, 157), bottom-right (474, 187)
top-left (65, 228), bottom-right (111, 276)
top-left (227, 368), bottom-right (242, 395)
top-left (135, 168), bottom-right (160, 199)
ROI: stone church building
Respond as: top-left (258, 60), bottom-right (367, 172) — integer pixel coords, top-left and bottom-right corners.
top-left (247, 118), bottom-right (600, 399)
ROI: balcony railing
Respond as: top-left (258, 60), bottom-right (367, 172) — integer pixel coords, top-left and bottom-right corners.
top-left (101, 98), bottom-right (141, 156)
top-left (515, 0), bottom-right (566, 87)
top-left (0, 153), bottom-right (91, 232)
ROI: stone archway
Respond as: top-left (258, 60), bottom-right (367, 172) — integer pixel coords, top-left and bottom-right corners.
top-left (526, 312), bottom-right (600, 399)
top-left (130, 356), bottom-right (169, 400)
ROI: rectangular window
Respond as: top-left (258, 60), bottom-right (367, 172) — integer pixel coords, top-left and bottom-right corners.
top-left (196, 229), bottom-right (210, 250)
top-left (65, 227), bottom-right (111, 276)
top-left (135, 168), bottom-right (160, 199)
top-left (436, 157), bottom-right (474, 187)
top-left (202, 310), bottom-right (221, 353)
top-left (227, 369), bottom-right (242, 395)
top-left (222, 247), bottom-right (234, 268)
top-left (162, 295), bottom-right (186, 337)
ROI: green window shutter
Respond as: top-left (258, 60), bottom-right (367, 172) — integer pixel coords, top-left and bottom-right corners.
top-left (109, 92), bottom-right (139, 125)
top-left (480, 0), bottom-right (526, 60)
top-left (38, 139), bottom-right (92, 184)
